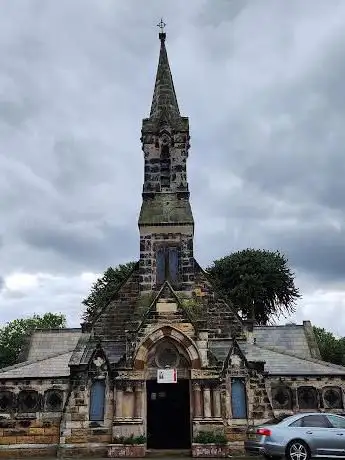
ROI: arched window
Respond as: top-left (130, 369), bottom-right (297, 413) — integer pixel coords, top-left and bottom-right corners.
top-left (156, 247), bottom-right (179, 285)
top-left (89, 380), bottom-right (106, 421)
top-left (231, 379), bottom-right (247, 419)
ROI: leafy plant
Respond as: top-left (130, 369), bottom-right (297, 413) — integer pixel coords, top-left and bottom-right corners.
top-left (113, 434), bottom-right (146, 445)
top-left (194, 430), bottom-right (227, 445)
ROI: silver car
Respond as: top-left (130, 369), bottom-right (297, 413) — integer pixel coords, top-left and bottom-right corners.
top-left (244, 412), bottom-right (345, 459)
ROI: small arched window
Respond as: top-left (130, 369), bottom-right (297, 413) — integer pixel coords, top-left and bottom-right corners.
top-left (156, 247), bottom-right (179, 285)
top-left (231, 379), bottom-right (247, 419)
top-left (89, 380), bottom-right (106, 421)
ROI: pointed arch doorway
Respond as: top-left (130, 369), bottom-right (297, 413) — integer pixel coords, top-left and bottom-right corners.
top-left (134, 326), bottom-right (201, 450)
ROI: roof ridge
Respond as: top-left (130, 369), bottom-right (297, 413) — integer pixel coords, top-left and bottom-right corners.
top-left (33, 328), bottom-right (81, 333)
top-left (253, 343), bottom-right (345, 371)
top-left (0, 349), bottom-right (76, 373)
top-left (254, 325), bottom-right (304, 329)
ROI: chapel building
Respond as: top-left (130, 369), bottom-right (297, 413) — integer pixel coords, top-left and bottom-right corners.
top-left (0, 30), bottom-right (344, 458)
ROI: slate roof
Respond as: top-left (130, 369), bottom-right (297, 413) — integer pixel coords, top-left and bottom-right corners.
top-left (239, 342), bottom-right (345, 376)
top-left (70, 338), bottom-right (126, 367)
top-left (0, 329), bottom-right (82, 380)
top-left (209, 324), bottom-right (345, 376)
top-left (25, 329), bottom-right (81, 361)
top-left (0, 351), bottom-right (73, 379)
top-left (253, 325), bottom-right (312, 358)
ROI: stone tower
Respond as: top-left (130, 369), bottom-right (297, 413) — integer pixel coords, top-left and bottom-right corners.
top-left (138, 31), bottom-right (195, 294)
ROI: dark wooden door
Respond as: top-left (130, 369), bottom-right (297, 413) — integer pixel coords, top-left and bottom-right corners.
top-left (146, 379), bottom-right (191, 449)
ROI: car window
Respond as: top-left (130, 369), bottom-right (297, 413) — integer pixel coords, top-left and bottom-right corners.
top-left (327, 415), bottom-right (345, 429)
top-left (289, 418), bottom-right (303, 427)
top-left (290, 415), bottom-right (331, 428)
top-left (262, 414), bottom-right (291, 425)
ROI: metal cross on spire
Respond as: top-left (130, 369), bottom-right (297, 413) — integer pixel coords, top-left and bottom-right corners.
top-left (157, 18), bottom-right (166, 33)
top-left (157, 18), bottom-right (167, 42)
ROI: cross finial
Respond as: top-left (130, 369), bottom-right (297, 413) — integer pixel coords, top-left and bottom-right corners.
top-left (157, 18), bottom-right (166, 33)
top-left (157, 18), bottom-right (166, 42)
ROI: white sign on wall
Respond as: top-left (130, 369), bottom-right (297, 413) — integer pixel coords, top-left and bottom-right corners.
top-left (157, 368), bottom-right (177, 384)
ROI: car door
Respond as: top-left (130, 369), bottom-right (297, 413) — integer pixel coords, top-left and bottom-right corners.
top-left (291, 414), bottom-right (334, 457)
top-left (326, 414), bottom-right (345, 457)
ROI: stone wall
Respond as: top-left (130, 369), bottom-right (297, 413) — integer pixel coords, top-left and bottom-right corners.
top-left (139, 227), bottom-right (194, 292)
top-left (267, 375), bottom-right (345, 416)
top-left (0, 378), bottom-right (68, 457)
top-left (58, 375), bottom-right (113, 457)
top-left (140, 128), bottom-right (190, 195)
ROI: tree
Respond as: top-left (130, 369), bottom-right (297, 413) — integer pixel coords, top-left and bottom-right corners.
top-left (0, 312), bottom-right (66, 369)
top-left (313, 326), bottom-right (345, 366)
top-left (82, 262), bottom-right (137, 322)
top-left (206, 248), bottom-right (300, 325)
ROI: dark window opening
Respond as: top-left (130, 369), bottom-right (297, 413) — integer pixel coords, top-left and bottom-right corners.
top-left (323, 387), bottom-right (343, 409)
top-left (0, 391), bottom-right (14, 411)
top-left (272, 386), bottom-right (292, 410)
top-left (297, 386), bottom-right (318, 410)
top-left (18, 390), bottom-right (40, 412)
top-left (156, 247), bottom-right (179, 285)
top-left (45, 390), bottom-right (63, 412)
top-left (160, 144), bottom-right (170, 189)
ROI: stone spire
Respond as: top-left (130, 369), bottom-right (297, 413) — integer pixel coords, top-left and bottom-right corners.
top-left (149, 29), bottom-right (180, 121)
top-left (138, 25), bottom-right (195, 293)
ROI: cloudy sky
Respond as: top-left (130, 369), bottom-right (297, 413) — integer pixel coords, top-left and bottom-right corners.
top-left (1, 0), bottom-right (345, 336)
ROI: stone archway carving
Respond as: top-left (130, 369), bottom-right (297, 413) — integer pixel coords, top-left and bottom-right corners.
top-left (133, 325), bottom-right (201, 370)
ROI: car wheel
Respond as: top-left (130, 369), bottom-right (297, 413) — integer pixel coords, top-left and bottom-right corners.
top-left (286, 440), bottom-right (310, 460)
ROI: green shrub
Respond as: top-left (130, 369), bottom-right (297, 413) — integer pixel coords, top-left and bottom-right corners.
top-left (113, 434), bottom-right (146, 445)
top-left (193, 430), bottom-right (227, 445)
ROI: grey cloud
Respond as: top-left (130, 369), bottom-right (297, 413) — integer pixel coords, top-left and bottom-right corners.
top-left (0, 0), bottom-right (345, 333)
top-left (21, 220), bottom-right (138, 271)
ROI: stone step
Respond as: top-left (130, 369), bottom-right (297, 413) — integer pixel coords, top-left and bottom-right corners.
top-left (146, 448), bottom-right (191, 457)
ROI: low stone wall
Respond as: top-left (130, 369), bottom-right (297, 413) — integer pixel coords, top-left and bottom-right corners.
top-left (0, 417), bottom-right (60, 458)
top-left (108, 444), bottom-right (146, 458)
top-left (57, 442), bottom-right (109, 458)
top-left (192, 443), bottom-right (231, 458)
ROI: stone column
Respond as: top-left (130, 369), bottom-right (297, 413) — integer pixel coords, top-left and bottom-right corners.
top-left (115, 383), bottom-right (123, 419)
top-left (212, 386), bottom-right (221, 418)
top-left (134, 382), bottom-right (143, 419)
top-left (203, 385), bottom-right (212, 418)
top-left (193, 382), bottom-right (202, 418)
top-left (123, 383), bottom-right (134, 419)
top-left (225, 386), bottom-right (231, 419)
